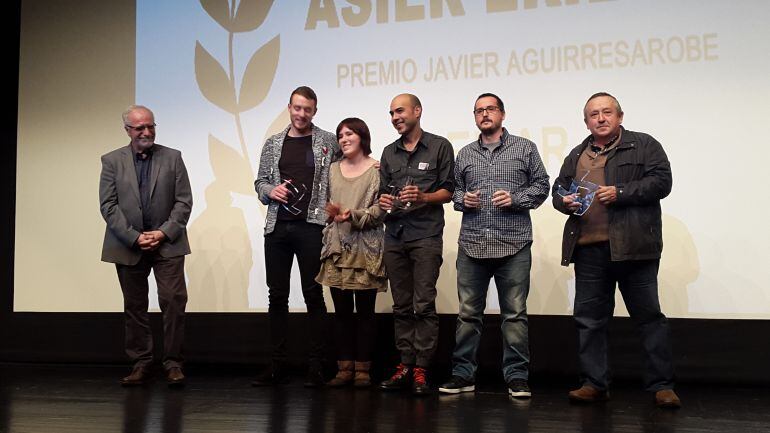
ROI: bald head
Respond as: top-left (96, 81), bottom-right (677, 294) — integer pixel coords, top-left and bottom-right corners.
top-left (389, 93), bottom-right (422, 136)
top-left (391, 93), bottom-right (421, 109)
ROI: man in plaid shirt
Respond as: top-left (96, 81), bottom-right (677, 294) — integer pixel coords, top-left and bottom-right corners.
top-left (438, 93), bottom-right (549, 398)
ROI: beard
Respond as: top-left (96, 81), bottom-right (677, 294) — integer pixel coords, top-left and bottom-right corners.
top-left (134, 137), bottom-right (155, 150)
top-left (479, 122), bottom-right (500, 134)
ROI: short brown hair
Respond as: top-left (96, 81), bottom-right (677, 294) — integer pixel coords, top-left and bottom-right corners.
top-left (336, 117), bottom-right (372, 156)
top-left (289, 86), bottom-right (318, 105)
top-left (475, 93), bottom-right (505, 113)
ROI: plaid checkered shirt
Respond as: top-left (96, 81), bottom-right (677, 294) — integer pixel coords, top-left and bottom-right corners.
top-left (452, 128), bottom-right (550, 259)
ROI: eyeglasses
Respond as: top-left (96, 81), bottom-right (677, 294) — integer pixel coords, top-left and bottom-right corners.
top-left (473, 106), bottom-right (501, 116)
top-left (125, 123), bottom-right (156, 132)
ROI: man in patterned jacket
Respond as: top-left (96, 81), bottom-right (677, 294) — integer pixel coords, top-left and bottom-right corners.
top-left (252, 86), bottom-right (339, 387)
top-left (438, 93), bottom-right (549, 398)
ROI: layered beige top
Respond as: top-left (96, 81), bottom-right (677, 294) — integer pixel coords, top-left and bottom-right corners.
top-left (316, 163), bottom-right (387, 291)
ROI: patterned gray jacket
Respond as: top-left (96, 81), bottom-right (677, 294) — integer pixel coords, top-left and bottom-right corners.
top-left (254, 124), bottom-right (340, 234)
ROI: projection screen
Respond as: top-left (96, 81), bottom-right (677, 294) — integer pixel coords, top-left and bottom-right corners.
top-left (15, 0), bottom-right (770, 317)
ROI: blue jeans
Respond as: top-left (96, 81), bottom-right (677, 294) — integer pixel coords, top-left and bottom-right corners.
top-left (451, 245), bottom-right (531, 382)
top-left (573, 242), bottom-right (675, 391)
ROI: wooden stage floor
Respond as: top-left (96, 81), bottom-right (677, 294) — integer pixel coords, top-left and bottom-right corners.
top-left (1, 364), bottom-right (768, 433)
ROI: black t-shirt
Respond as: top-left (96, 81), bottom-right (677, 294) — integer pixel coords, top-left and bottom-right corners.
top-left (277, 134), bottom-right (315, 221)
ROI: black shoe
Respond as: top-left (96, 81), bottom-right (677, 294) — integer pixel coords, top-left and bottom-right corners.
top-left (438, 375), bottom-right (475, 394)
top-left (379, 363), bottom-right (412, 391)
top-left (251, 365), bottom-right (290, 386)
top-left (303, 363), bottom-right (325, 388)
top-left (507, 379), bottom-right (531, 399)
top-left (412, 367), bottom-right (431, 396)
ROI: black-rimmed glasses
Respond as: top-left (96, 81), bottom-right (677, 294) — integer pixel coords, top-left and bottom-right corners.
top-left (473, 106), bottom-right (500, 116)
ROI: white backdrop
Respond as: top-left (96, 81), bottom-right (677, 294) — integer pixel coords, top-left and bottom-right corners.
top-left (15, 0), bottom-right (770, 317)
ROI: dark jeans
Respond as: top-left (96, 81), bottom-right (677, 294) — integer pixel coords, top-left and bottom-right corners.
top-left (264, 220), bottom-right (327, 366)
top-left (330, 287), bottom-right (377, 362)
top-left (573, 242), bottom-right (675, 391)
top-left (452, 246), bottom-right (531, 382)
top-left (115, 252), bottom-right (187, 370)
top-left (383, 234), bottom-right (443, 368)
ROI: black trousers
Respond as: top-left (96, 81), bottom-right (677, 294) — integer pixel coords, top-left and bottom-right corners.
top-left (116, 252), bottom-right (187, 370)
top-left (383, 234), bottom-right (443, 368)
top-left (330, 287), bottom-right (377, 362)
top-left (264, 220), bottom-right (327, 365)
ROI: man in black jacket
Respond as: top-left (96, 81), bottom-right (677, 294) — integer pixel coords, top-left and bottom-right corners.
top-left (552, 92), bottom-right (681, 408)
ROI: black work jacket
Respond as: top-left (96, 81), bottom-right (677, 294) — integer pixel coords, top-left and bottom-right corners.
top-left (552, 128), bottom-right (672, 265)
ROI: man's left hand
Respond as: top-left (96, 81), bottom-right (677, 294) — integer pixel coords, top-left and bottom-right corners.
top-left (491, 189), bottom-right (512, 208)
top-left (399, 185), bottom-right (423, 205)
top-left (142, 230), bottom-right (166, 250)
top-left (596, 185), bottom-right (617, 204)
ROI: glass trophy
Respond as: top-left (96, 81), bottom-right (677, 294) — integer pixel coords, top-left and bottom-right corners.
top-left (556, 173), bottom-right (599, 216)
top-left (281, 179), bottom-right (308, 216)
top-left (386, 176), bottom-right (415, 214)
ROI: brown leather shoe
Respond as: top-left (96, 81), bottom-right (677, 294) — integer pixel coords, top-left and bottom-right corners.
top-left (166, 367), bottom-right (186, 387)
top-left (568, 385), bottom-right (610, 403)
top-left (655, 389), bottom-right (681, 409)
top-left (120, 366), bottom-right (149, 386)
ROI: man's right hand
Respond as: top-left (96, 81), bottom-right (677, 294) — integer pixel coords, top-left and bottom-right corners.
top-left (268, 181), bottom-right (291, 204)
top-left (562, 194), bottom-right (582, 213)
top-left (463, 190), bottom-right (480, 209)
top-left (379, 194), bottom-right (394, 211)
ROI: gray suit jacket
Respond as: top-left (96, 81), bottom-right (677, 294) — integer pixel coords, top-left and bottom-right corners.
top-left (99, 143), bottom-right (193, 265)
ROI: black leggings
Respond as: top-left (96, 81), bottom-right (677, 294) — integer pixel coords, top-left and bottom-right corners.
top-left (330, 287), bottom-right (377, 361)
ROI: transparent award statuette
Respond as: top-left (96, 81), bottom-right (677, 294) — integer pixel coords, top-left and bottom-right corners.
top-left (402, 176), bottom-right (415, 208)
top-left (556, 173), bottom-right (599, 216)
top-left (386, 176), bottom-right (415, 214)
top-left (492, 182), bottom-right (510, 208)
top-left (281, 179), bottom-right (308, 216)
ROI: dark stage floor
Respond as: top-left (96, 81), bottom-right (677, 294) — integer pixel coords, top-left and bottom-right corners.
top-left (1, 364), bottom-right (769, 433)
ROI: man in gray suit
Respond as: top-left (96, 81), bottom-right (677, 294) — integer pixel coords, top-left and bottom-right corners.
top-left (99, 105), bottom-right (193, 386)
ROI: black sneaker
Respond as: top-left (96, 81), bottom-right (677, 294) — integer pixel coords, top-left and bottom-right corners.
top-left (379, 363), bottom-right (412, 391)
top-left (438, 375), bottom-right (475, 394)
top-left (251, 365), bottom-right (290, 386)
top-left (411, 367), bottom-right (431, 396)
top-left (507, 379), bottom-right (531, 399)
